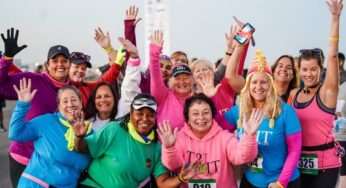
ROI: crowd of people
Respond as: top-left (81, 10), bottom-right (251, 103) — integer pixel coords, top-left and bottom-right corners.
top-left (0, 0), bottom-right (345, 187)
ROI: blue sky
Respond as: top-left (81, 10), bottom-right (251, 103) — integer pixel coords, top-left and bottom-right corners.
top-left (1, 0), bottom-right (345, 69)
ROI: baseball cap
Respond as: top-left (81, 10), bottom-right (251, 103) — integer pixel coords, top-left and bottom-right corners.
top-left (131, 93), bottom-right (157, 112)
top-left (70, 52), bottom-right (92, 68)
top-left (47, 45), bottom-right (70, 60)
top-left (171, 63), bottom-right (192, 77)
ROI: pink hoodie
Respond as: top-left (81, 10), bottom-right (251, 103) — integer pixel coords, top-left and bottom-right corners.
top-left (162, 121), bottom-right (258, 188)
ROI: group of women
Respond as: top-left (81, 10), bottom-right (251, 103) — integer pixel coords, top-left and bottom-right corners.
top-left (0, 0), bottom-right (344, 187)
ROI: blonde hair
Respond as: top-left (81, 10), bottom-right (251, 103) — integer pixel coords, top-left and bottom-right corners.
top-left (237, 72), bottom-right (282, 128)
top-left (189, 59), bottom-right (215, 73)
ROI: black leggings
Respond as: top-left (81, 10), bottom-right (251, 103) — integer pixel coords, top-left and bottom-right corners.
top-left (9, 154), bottom-right (26, 188)
top-left (240, 175), bottom-right (301, 188)
top-left (301, 167), bottom-right (339, 188)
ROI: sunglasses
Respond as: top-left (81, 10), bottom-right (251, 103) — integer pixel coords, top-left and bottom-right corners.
top-left (132, 98), bottom-right (157, 109)
top-left (70, 52), bottom-right (91, 62)
top-left (299, 49), bottom-right (323, 58)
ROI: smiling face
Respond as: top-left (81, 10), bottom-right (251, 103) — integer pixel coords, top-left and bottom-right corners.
top-left (192, 63), bottom-right (214, 84)
top-left (299, 59), bottom-right (321, 87)
top-left (170, 73), bottom-right (193, 95)
top-left (95, 85), bottom-right (115, 117)
top-left (160, 60), bottom-right (173, 82)
top-left (46, 54), bottom-right (71, 82)
top-left (57, 88), bottom-right (83, 121)
top-left (273, 57), bottom-right (294, 83)
top-left (130, 108), bottom-right (156, 135)
top-left (249, 72), bottom-right (270, 104)
top-left (69, 63), bottom-right (88, 83)
top-left (188, 100), bottom-right (213, 138)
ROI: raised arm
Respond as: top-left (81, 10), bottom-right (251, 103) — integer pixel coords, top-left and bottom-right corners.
top-left (227, 108), bottom-right (262, 164)
top-left (9, 78), bottom-right (39, 141)
top-left (321, 0), bottom-right (343, 108)
top-left (117, 37), bottom-right (142, 117)
top-left (157, 120), bottom-right (183, 171)
top-left (149, 30), bottom-right (170, 104)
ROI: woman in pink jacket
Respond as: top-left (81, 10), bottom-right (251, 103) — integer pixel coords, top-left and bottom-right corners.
top-left (158, 93), bottom-right (262, 187)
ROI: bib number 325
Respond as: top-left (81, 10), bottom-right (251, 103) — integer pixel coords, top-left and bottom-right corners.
top-left (298, 154), bottom-right (318, 175)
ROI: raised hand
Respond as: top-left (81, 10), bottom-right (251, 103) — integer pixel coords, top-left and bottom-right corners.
top-left (157, 120), bottom-right (178, 148)
top-left (150, 30), bottom-right (164, 47)
top-left (225, 25), bottom-right (239, 50)
top-left (13, 78), bottom-right (37, 103)
top-left (118, 37), bottom-right (138, 58)
top-left (232, 16), bottom-right (256, 46)
top-left (94, 27), bottom-right (111, 49)
top-left (1, 28), bottom-right (27, 57)
top-left (72, 111), bottom-right (90, 138)
top-left (197, 72), bottom-right (221, 97)
top-left (268, 182), bottom-right (281, 188)
top-left (242, 108), bottom-right (264, 136)
top-left (179, 159), bottom-right (201, 181)
top-left (125, 5), bottom-right (142, 26)
top-left (327, 0), bottom-right (343, 16)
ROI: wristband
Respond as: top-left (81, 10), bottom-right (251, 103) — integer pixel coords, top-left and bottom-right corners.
top-left (104, 46), bottom-right (114, 53)
top-left (225, 52), bottom-right (232, 56)
top-left (329, 36), bottom-right (339, 41)
top-left (178, 172), bottom-right (188, 183)
top-left (276, 181), bottom-right (284, 188)
top-left (3, 55), bottom-right (14, 60)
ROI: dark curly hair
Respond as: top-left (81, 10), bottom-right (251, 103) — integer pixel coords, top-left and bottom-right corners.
top-left (84, 82), bottom-right (119, 121)
top-left (183, 93), bottom-right (217, 122)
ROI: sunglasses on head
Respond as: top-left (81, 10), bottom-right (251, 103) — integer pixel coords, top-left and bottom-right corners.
top-left (299, 49), bottom-right (323, 58)
top-left (133, 98), bottom-right (156, 107)
top-left (70, 52), bottom-right (91, 62)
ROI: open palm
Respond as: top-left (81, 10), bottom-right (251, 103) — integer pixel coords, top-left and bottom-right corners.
top-left (242, 108), bottom-right (264, 136)
top-left (157, 120), bottom-right (178, 148)
top-left (13, 78), bottom-right (37, 103)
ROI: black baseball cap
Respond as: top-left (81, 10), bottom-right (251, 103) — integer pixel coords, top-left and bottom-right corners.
top-left (47, 45), bottom-right (70, 60)
top-left (171, 63), bottom-right (192, 77)
top-left (70, 52), bottom-right (92, 68)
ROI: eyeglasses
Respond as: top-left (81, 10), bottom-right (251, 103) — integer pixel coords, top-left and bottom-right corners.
top-left (70, 52), bottom-right (91, 62)
top-left (299, 49), bottom-right (323, 58)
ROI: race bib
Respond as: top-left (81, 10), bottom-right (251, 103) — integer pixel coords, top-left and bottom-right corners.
top-left (246, 155), bottom-right (263, 173)
top-left (188, 179), bottom-right (216, 188)
top-left (298, 154), bottom-right (318, 175)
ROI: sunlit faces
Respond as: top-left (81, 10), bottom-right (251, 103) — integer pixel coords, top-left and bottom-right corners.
top-left (58, 89), bottom-right (83, 121)
top-left (46, 54), bottom-right (71, 82)
top-left (273, 57), bottom-right (293, 82)
top-left (95, 85), bottom-right (115, 117)
top-left (188, 100), bottom-right (213, 138)
top-left (160, 60), bottom-right (173, 82)
top-left (69, 63), bottom-right (88, 83)
top-left (299, 59), bottom-right (321, 87)
top-left (192, 63), bottom-right (213, 83)
top-left (249, 72), bottom-right (271, 103)
top-left (171, 73), bottom-right (193, 95)
top-left (130, 108), bottom-right (156, 135)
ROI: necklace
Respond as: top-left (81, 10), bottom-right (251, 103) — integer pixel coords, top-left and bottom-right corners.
top-left (303, 82), bottom-right (320, 94)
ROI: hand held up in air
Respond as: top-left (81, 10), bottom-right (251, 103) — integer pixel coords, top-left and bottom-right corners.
top-left (1, 28), bottom-right (27, 58)
top-left (13, 78), bottom-right (37, 103)
top-left (242, 108), bottom-right (264, 136)
top-left (150, 30), bottom-right (164, 47)
top-left (157, 120), bottom-right (178, 148)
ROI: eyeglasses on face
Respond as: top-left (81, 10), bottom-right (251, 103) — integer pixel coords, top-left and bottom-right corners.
top-left (70, 52), bottom-right (91, 62)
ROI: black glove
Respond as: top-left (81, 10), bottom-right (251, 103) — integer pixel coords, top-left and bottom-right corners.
top-left (1, 28), bottom-right (27, 58)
